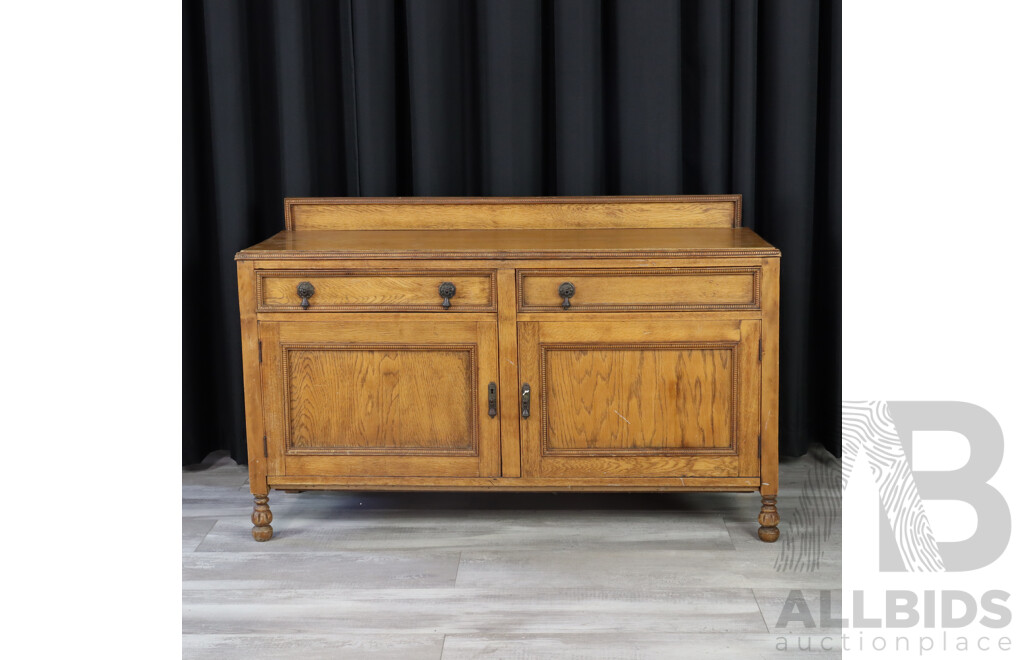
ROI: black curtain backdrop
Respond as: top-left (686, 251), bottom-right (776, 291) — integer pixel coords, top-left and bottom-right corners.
top-left (184, 0), bottom-right (840, 465)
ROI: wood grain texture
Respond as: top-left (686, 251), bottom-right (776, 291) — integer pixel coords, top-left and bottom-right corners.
top-left (285, 345), bottom-right (476, 454)
top-left (248, 257), bottom-right (769, 271)
top-left (259, 322), bottom-right (285, 477)
top-left (284, 195), bottom-right (742, 230)
top-left (261, 320), bottom-right (500, 478)
top-left (496, 269), bottom-right (522, 477)
top-left (258, 270), bottom-right (495, 312)
top-left (516, 311), bottom-right (761, 323)
top-left (760, 257), bottom-right (780, 498)
top-left (542, 344), bottom-right (735, 453)
top-left (518, 267), bottom-right (759, 312)
top-left (235, 228), bottom-right (779, 261)
top-left (519, 320), bottom-right (760, 479)
top-left (235, 261), bottom-right (267, 496)
top-left (257, 312), bottom-right (498, 324)
top-left (266, 475), bottom-right (760, 491)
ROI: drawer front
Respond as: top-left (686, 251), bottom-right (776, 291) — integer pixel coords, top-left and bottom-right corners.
top-left (517, 267), bottom-right (761, 312)
top-left (257, 270), bottom-right (496, 312)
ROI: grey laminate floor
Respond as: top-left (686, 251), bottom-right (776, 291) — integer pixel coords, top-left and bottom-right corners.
top-left (183, 448), bottom-right (841, 659)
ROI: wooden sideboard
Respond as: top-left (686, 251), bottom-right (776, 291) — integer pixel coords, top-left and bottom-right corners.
top-left (236, 196), bottom-right (780, 542)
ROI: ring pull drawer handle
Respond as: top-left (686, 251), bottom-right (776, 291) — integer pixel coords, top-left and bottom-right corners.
top-left (558, 282), bottom-right (575, 310)
top-left (439, 282), bottom-right (456, 309)
top-left (296, 281), bottom-right (315, 309)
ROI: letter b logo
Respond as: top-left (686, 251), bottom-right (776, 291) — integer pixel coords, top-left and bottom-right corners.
top-left (843, 401), bottom-right (1010, 572)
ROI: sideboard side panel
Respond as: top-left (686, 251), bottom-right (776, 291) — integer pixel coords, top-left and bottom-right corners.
top-left (760, 257), bottom-right (780, 497)
top-left (237, 260), bottom-right (268, 495)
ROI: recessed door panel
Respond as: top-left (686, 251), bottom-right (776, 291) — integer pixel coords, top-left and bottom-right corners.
top-left (261, 320), bottom-right (500, 477)
top-left (519, 320), bottom-right (760, 478)
top-left (286, 346), bottom-right (476, 454)
top-left (544, 344), bottom-right (735, 453)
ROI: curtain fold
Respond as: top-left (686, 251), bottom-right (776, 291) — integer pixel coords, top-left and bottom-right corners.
top-left (183, 0), bottom-right (841, 464)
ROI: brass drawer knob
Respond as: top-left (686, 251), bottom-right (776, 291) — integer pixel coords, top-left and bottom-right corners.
top-left (558, 282), bottom-right (575, 310)
top-left (439, 282), bottom-right (456, 309)
top-left (296, 281), bottom-right (315, 309)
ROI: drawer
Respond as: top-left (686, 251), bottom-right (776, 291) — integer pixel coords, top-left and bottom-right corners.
top-left (517, 267), bottom-right (761, 312)
top-left (256, 270), bottom-right (496, 312)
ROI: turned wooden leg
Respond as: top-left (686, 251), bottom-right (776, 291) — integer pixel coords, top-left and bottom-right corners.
top-left (252, 494), bottom-right (273, 541)
top-left (758, 496), bottom-right (780, 542)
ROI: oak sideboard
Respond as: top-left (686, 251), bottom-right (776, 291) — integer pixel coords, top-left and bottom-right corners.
top-left (235, 195), bottom-right (780, 542)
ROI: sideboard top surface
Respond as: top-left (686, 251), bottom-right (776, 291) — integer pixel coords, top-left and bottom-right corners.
top-left (235, 227), bottom-right (779, 261)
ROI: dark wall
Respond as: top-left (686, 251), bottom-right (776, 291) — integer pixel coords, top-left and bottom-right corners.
top-left (184, 0), bottom-right (840, 465)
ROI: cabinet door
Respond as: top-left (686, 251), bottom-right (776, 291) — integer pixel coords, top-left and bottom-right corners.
top-left (261, 320), bottom-right (500, 477)
top-left (518, 320), bottom-right (760, 478)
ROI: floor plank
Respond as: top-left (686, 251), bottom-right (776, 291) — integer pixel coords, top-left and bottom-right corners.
top-left (440, 633), bottom-right (841, 659)
top-left (454, 549), bottom-right (839, 590)
top-left (183, 550), bottom-right (461, 589)
top-left (182, 633), bottom-right (444, 660)
top-left (182, 586), bottom-right (767, 635)
top-left (182, 518), bottom-right (217, 554)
